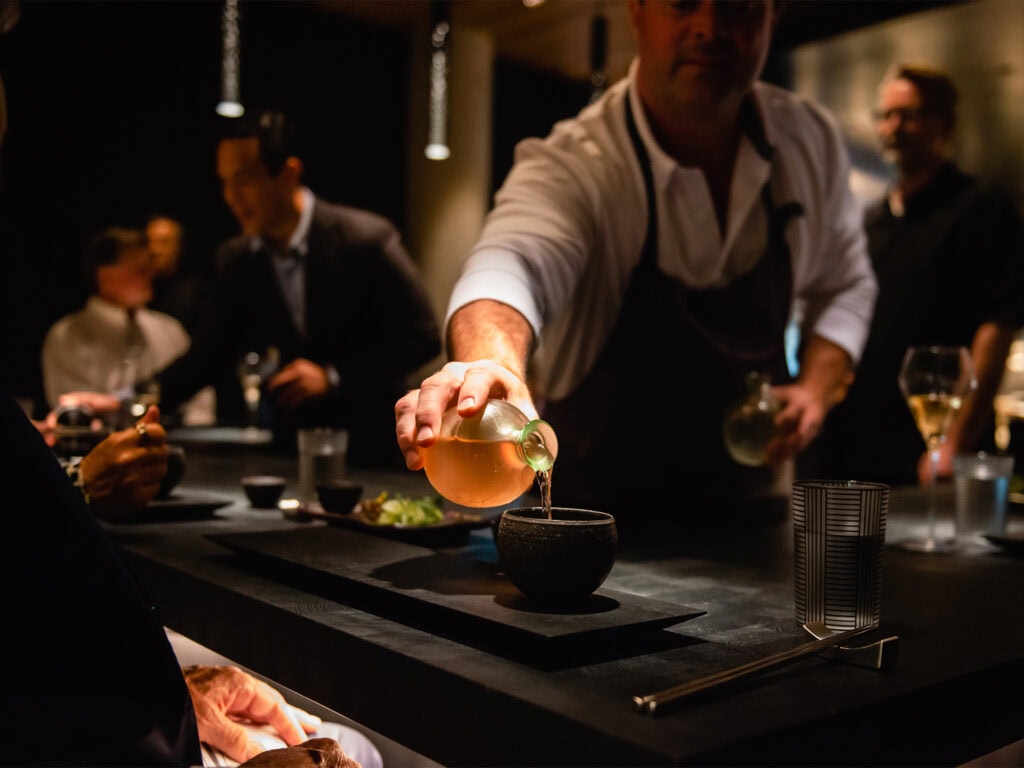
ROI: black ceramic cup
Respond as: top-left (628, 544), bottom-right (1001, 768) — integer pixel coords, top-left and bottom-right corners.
top-left (316, 479), bottom-right (364, 514)
top-left (157, 444), bottom-right (186, 499)
top-left (241, 475), bottom-right (287, 508)
top-left (495, 507), bottom-right (618, 606)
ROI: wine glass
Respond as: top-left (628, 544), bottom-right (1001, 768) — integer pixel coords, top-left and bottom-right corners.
top-left (897, 345), bottom-right (976, 552)
top-left (237, 352), bottom-right (263, 430)
top-left (236, 347), bottom-right (279, 431)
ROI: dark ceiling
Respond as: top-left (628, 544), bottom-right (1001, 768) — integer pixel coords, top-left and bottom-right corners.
top-left (772, 0), bottom-right (968, 49)
top-left (313, 0), bottom-right (970, 83)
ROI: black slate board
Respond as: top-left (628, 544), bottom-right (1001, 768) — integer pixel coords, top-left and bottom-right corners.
top-left (209, 527), bottom-right (704, 666)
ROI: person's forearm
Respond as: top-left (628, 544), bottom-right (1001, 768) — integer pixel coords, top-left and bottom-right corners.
top-left (447, 300), bottom-right (534, 381)
top-left (799, 334), bottom-right (855, 409)
top-left (946, 321), bottom-right (1016, 453)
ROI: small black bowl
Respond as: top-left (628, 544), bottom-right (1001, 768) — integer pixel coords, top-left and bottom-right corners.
top-left (316, 479), bottom-right (364, 514)
top-left (496, 507), bottom-right (618, 607)
top-left (157, 444), bottom-right (187, 499)
top-left (242, 475), bottom-right (287, 508)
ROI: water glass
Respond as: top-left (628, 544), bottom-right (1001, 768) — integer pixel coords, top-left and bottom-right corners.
top-left (297, 428), bottom-right (349, 503)
top-left (953, 452), bottom-right (1014, 549)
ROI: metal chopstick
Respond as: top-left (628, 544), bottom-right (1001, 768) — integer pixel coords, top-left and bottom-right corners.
top-left (633, 624), bottom-right (876, 715)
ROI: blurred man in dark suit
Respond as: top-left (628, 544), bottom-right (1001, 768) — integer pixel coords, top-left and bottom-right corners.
top-left (157, 110), bottom-right (441, 466)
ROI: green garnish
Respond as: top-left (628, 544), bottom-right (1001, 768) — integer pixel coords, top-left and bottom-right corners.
top-left (375, 494), bottom-right (445, 527)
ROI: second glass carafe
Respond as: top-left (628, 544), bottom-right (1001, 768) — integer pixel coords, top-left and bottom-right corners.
top-left (723, 372), bottom-right (781, 467)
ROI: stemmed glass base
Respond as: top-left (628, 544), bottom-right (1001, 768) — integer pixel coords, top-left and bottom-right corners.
top-left (892, 439), bottom-right (959, 553)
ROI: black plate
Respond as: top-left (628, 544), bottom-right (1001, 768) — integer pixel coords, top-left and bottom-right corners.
top-left (301, 503), bottom-right (492, 544)
top-left (109, 491), bottom-right (233, 524)
top-left (984, 532), bottom-right (1024, 555)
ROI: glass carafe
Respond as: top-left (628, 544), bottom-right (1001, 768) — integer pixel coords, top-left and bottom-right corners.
top-left (723, 372), bottom-right (781, 467)
top-left (422, 399), bottom-right (558, 508)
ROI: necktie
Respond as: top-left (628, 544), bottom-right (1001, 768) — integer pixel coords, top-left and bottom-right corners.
top-left (125, 308), bottom-right (145, 359)
top-left (280, 250), bottom-right (307, 337)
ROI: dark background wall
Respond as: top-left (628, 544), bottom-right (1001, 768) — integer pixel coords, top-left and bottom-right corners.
top-left (0, 0), bottom-right (806, 412)
top-left (0, 0), bottom-right (409, 408)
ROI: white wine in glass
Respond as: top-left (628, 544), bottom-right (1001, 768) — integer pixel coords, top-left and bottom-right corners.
top-left (237, 347), bottom-right (280, 431)
top-left (897, 345), bottom-right (976, 552)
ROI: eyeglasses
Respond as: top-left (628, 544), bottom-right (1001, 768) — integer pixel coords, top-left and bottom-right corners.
top-left (872, 107), bottom-right (925, 123)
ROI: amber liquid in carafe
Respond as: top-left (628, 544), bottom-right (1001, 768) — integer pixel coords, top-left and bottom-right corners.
top-left (422, 437), bottom-right (537, 508)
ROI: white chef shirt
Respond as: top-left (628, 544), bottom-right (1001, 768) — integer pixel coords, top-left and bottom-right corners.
top-left (448, 60), bottom-right (876, 401)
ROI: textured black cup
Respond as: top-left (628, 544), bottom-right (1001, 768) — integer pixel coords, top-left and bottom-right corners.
top-left (496, 507), bottom-right (618, 606)
top-left (157, 444), bottom-right (186, 499)
top-left (241, 475), bottom-right (287, 508)
top-left (316, 479), bottom-right (364, 514)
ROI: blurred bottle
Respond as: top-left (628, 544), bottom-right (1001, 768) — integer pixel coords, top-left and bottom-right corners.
top-left (723, 372), bottom-right (781, 467)
top-left (422, 399), bottom-right (558, 507)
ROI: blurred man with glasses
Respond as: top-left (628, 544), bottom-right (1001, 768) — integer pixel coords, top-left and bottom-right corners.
top-left (812, 64), bottom-right (1024, 485)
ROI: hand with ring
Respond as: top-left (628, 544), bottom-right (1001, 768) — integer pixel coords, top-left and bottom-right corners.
top-left (77, 405), bottom-right (168, 520)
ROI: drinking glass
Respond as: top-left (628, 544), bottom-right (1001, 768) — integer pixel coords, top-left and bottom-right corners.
top-left (237, 347), bottom-right (279, 430)
top-left (897, 345), bottom-right (976, 552)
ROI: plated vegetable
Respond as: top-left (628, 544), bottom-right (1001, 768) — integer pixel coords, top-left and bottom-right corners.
top-left (358, 492), bottom-right (445, 527)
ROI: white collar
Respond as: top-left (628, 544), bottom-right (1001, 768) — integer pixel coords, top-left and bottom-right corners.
top-left (626, 59), bottom-right (775, 192)
top-left (85, 295), bottom-right (137, 326)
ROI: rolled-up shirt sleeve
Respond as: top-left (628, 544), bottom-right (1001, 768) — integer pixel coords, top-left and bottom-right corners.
top-left (447, 247), bottom-right (545, 338)
top-left (789, 101), bottom-right (878, 365)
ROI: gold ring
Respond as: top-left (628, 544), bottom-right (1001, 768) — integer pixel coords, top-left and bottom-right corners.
top-left (135, 422), bottom-right (150, 445)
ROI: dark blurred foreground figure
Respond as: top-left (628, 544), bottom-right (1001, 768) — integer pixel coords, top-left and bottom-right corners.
top-left (156, 110), bottom-right (440, 466)
top-left (396, 0), bottom-right (876, 532)
top-left (1, 389), bottom-right (357, 766)
top-left (811, 63), bottom-right (1024, 486)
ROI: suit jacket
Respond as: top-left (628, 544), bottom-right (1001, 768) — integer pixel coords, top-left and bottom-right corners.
top-left (160, 198), bottom-right (440, 467)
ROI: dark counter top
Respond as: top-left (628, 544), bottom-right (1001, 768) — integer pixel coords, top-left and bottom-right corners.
top-left (111, 450), bottom-right (1024, 766)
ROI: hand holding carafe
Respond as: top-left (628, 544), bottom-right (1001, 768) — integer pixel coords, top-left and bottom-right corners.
top-left (421, 399), bottom-right (558, 508)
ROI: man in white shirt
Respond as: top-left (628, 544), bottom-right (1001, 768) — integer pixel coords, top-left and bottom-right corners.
top-left (41, 228), bottom-right (214, 425)
top-left (396, 0), bottom-right (877, 530)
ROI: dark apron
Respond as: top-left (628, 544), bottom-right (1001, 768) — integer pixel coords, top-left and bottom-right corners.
top-left (542, 95), bottom-right (801, 529)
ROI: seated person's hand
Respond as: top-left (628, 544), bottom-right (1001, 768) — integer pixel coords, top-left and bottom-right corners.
top-left (78, 405), bottom-right (167, 520)
top-left (183, 664), bottom-right (322, 764)
top-left (240, 737), bottom-right (362, 768)
top-left (268, 358), bottom-right (330, 411)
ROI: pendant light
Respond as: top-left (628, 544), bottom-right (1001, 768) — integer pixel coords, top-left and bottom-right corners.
top-left (216, 0), bottom-right (244, 118)
top-left (425, 0), bottom-right (451, 160)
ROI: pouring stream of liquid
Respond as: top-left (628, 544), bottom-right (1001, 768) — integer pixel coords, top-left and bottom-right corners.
top-left (538, 468), bottom-right (553, 520)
